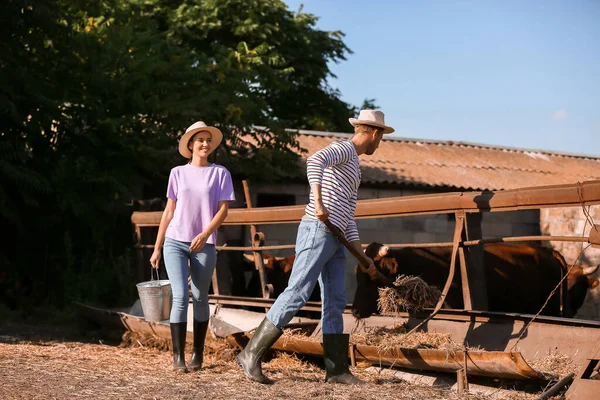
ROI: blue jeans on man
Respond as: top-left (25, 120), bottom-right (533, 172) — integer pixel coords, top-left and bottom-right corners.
top-left (267, 216), bottom-right (347, 334)
top-left (237, 216), bottom-right (363, 384)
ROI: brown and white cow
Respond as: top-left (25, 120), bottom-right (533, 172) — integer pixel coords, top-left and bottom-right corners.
top-left (352, 242), bottom-right (599, 319)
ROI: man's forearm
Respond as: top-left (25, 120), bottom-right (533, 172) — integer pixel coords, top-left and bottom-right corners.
top-left (348, 240), bottom-right (364, 259)
top-left (311, 183), bottom-right (323, 202)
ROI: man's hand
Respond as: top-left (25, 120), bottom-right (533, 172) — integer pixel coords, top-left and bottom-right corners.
top-left (190, 232), bottom-right (209, 252)
top-left (358, 256), bottom-right (378, 280)
top-left (314, 200), bottom-right (330, 221)
top-left (364, 256), bottom-right (378, 280)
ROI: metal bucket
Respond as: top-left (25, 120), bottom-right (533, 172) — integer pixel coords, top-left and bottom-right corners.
top-left (136, 268), bottom-right (172, 322)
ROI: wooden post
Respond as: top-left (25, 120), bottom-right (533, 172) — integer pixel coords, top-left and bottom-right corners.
top-left (134, 225), bottom-right (145, 284)
top-left (211, 261), bottom-right (220, 296)
top-left (242, 181), bottom-right (272, 308)
top-left (242, 180), bottom-right (258, 243)
top-left (457, 212), bottom-right (488, 311)
top-left (456, 368), bottom-right (468, 395)
top-left (349, 344), bottom-right (357, 367)
top-left (458, 247), bottom-right (472, 310)
top-left (456, 351), bottom-right (469, 395)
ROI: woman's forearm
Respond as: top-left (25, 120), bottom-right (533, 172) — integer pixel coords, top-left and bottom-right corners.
top-left (202, 201), bottom-right (229, 237)
top-left (154, 200), bottom-right (175, 249)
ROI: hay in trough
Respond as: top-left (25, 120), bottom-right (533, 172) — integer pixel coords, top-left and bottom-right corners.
top-left (378, 275), bottom-right (441, 314)
top-left (281, 327), bottom-right (313, 339)
top-left (350, 324), bottom-right (465, 353)
top-left (280, 327), bottom-right (319, 347)
top-left (529, 349), bottom-right (578, 379)
top-left (282, 323), bottom-right (465, 353)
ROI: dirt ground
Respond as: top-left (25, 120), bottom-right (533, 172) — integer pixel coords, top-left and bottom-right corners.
top-left (0, 321), bottom-right (552, 400)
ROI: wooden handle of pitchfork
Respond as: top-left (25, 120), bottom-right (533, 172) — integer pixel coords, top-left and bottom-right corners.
top-left (322, 219), bottom-right (393, 286)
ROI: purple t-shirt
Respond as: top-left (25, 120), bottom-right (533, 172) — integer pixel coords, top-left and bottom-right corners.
top-left (165, 163), bottom-right (235, 244)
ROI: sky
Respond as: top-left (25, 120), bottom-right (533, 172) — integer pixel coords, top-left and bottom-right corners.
top-left (283, 0), bottom-right (600, 156)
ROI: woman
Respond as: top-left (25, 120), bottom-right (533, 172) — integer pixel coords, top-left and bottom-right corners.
top-left (150, 121), bottom-right (235, 372)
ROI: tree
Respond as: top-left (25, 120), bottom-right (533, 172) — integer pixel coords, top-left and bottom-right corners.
top-left (0, 0), bottom-right (372, 310)
top-left (1, 0), bottom-right (216, 308)
top-left (134, 0), bottom-right (360, 180)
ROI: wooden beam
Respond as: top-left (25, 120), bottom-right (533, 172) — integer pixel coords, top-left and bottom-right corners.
top-left (131, 180), bottom-right (600, 226)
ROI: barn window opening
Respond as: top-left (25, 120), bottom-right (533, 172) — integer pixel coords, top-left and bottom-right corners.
top-left (256, 193), bottom-right (296, 207)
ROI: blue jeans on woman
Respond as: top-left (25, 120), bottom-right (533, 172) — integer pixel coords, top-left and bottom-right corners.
top-left (163, 237), bottom-right (216, 323)
top-left (266, 217), bottom-right (347, 334)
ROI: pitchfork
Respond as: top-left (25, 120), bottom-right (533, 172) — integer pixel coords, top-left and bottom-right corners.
top-left (323, 219), bottom-right (394, 287)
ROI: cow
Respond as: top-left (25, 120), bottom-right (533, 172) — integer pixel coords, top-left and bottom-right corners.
top-left (352, 242), bottom-right (599, 319)
top-left (242, 253), bottom-right (321, 301)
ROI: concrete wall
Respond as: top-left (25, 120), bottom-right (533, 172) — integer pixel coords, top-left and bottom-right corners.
top-left (540, 206), bottom-right (600, 320)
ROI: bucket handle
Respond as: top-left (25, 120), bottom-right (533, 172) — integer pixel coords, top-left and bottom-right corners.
top-left (150, 267), bottom-right (161, 285)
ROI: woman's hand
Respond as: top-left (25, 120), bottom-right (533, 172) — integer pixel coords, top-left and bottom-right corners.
top-left (190, 232), bottom-right (209, 252)
top-left (150, 249), bottom-right (161, 269)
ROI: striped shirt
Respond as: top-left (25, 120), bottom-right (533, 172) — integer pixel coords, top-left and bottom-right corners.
top-left (305, 140), bottom-right (361, 242)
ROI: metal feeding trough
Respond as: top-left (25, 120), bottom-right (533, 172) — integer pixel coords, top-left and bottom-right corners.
top-left (227, 330), bottom-right (543, 380)
top-left (217, 307), bottom-right (600, 385)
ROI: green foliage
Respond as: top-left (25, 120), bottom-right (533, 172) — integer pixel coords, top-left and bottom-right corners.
top-left (136, 0), bottom-right (362, 179)
top-left (360, 98), bottom-right (380, 111)
top-left (0, 0), bottom-right (373, 310)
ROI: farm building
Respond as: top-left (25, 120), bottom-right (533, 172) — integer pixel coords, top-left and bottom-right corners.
top-left (211, 129), bottom-right (600, 319)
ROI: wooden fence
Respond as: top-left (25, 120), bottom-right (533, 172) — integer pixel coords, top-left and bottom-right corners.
top-left (131, 180), bottom-right (600, 312)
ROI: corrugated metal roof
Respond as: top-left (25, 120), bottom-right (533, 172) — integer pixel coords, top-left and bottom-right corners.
top-left (290, 130), bottom-right (600, 191)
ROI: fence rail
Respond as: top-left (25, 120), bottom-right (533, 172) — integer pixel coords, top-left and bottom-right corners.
top-left (132, 180), bottom-right (600, 226)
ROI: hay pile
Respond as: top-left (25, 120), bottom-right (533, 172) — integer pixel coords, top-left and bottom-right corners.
top-left (378, 275), bottom-right (441, 314)
top-left (350, 324), bottom-right (465, 353)
top-left (529, 349), bottom-right (578, 378)
top-left (120, 330), bottom-right (171, 351)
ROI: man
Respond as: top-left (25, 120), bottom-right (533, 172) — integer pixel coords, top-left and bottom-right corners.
top-left (236, 110), bottom-right (394, 384)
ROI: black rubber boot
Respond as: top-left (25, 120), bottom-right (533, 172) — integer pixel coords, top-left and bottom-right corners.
top-left (236, 318), bottom-right (282, 384)
top-left (170, 322), bottom-right (188, 373)
top-left (188, 319), bottom-right (209, 371)
top-left (322, 334), bottom-right (364, 384)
